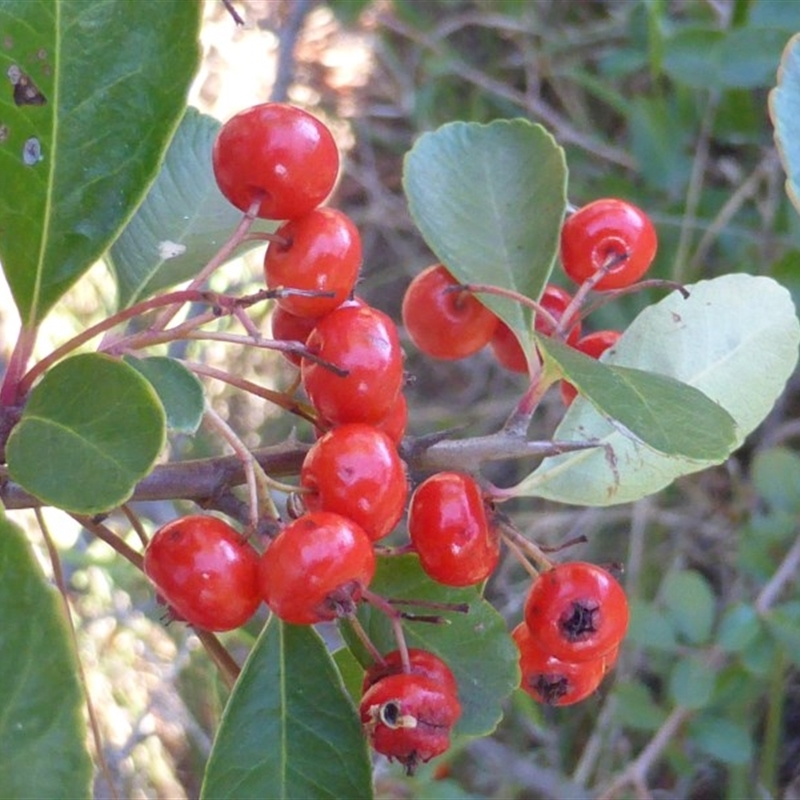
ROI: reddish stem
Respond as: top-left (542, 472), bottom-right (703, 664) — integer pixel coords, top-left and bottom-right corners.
top-left (0, 326), bottom-right (38, 405)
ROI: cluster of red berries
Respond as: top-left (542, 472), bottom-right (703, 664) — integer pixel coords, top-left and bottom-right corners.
top-left (402, 197), bottom-right (657, 405)
top-left (141, 101), bottom-right (638, 773)
top-left (513, 561), bottom-right (629, 706)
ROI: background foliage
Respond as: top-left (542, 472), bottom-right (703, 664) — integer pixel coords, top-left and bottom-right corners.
top-left (1, 0), bottom-right (800, 798)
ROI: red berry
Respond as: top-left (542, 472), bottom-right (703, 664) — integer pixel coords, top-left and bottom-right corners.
top-left (512, 623), bottom-right (611, 706)
top-left (490, 284), bottom-right (583, 374)
top-left (360, 672), bottom-right (461, 774)
top-left (258, 511), bottom-right (375, 625)
top-left (270, 305), bottom-right (318, 366)
top-left (407, 472), bottom-right (500, 586)
top-left (560, 198), bottom-right (657, 290)
top-left (143, 515), bottom-right (260, 632)
top-left (402, 264), bottom-right (498, 360)
top-left (362, 649), bottom-right (459, 698)
top-left (301, 304), bottom-right (404, 425)
top-left (375, 392), bottom-right (408, 444)
top-left (265, 208), bottom-right (362, 318)
top-left (212, 102), bottom-right (339, 220)
top-left (300, 424), bottom-right (408, 541)
top-left (523, 562), bottom-right (629, 663)
top-left (561, 330), bottom-right (622, 405)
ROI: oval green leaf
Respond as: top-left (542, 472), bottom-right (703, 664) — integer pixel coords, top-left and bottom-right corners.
top-left (403, 119), bottom-right (567, 358)
top-left (689, 715), bottom-right (754, 765)
top-left (669, 655), bottom-right (715, 710)
top-left (124, 355), bottom-right (204, 434)
top-left (770, 32), bottom-right (800, 216)
top-left (661, 570), bottom-right (716, 645)
top-left (7, 353), bottom-right (166, 513)
top-left (537, 336), bottom-right (736, 460)
top-left (343, 555), bottom-right (519, 739)
top-left (201, 620), bottom-right (373, 800)
top-left (108, 108), bottom-right (278, 308)
top-left (0, 511), bottom-right (92, 798)
top-left (0, 0), bottom-right (201, 325)
top-left (516, 274), bottom-right (800, 505)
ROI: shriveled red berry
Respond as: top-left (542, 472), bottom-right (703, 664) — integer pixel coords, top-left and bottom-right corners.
top-left (265, 208), bottom-right (362, 318)
top-left (561, 330), bottom-right (622, 405)
top-left (490, 284), bottom-right (583, 373)
top-left (258, 511), bottom-right (375, 625)
top-left (362, 648), bottom-right (459, 698)
top-left (402, 264), bottom-right (498, 360)
top-left (523, 561), bottom-right (629, 663)
top-left (301, 304), bottom-right (404, 425)
top-left (270, 305), bottom-right (319, 366)
top-left (212, 102), bottom-right (338, 220)
top-left (300, 424), bottom-right (408, 541)
top-left (408, 472), bottom-right (500, 586)
top-left (512, 623), bottom-right (611, 706)
top-left (360, 672), bottom-right (461, 774)
top-left (143, 515), bottom-right (260, 632)
top-left (560, 198), bottom-right (657, 290)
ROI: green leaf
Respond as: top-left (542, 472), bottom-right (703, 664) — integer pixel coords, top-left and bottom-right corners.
top-left (516, 274), bottom-right (800, 505)
top-left (537, 336), bottom-right (736, 460)
top-left (0, 511), bottom-right (92, 798)
top-left (201, 620), bottom-right (373, 800)
top-left (403, 119), bottom-right (567, 360)
top-left (661, 570), bottom-right (716, 645)
top-left (108, 108), bottom-right (278, 308)
top-left (6, 353), bottom-right (166, 513)
top-left (669, 655), bottom-right (716, 710)
top-left (0, 0), bottom-right (201, 326)
top-left (626, 599), bottom-right (678, 651)
top-left (764, 602), bottom-right (800, 666)
top-left (333, 646), bottom-right (365, 707)
top-left (664, 25), bottom-right (788, 90)
top-left (344, 555), bottom-right (519, 739)
top-left (124, 355), bottom-right (204, 434)
top-left (716, 603), bottom-right (762, 653)
top-left (613, 683), bottom-right (668, 732)
top-left (751, 446), bottom-right (800, 513)
top-left (770, 33), bottom-right (800, 216)
top-left (689, 715), bottom-right (753, 765)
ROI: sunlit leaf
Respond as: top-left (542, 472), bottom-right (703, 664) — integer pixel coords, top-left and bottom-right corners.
top-left (7, 353), bottom-right (166, 513)
top-left (201, 620), bottom-right (373, 799)
top-left (124, 355), bottom-right (204, 434)
top-left (770, 32), bottom-right (800, 216)
top-left (0, 512), bottom-right (92, 798)
top-left (516, 275), bottom-right (800, 505)
top-left (403, 119), bottom-right (567, 363)
top-left (0, 0), bottom-right (201, 325)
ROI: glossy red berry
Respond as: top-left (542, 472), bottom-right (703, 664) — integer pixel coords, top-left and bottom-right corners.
top-left (143, 515), bottom-right (260, 632)
top-left (524, 561), bottom-right (629, 663)
top-left (512, 623), bottom-right (612, 706)
top-left (258, 511), bottom-right (375, 625)
top-left (408, 472), bottom-right (500, 586)
top-left (265, 208), bottom-right (362, 318)
top-left (375, 392), bottom-right (408, 444)
top-left (490, 284), bottom-right (583, 374)
top-left (212, 102), bottom-right (339, 220)
top-left (360, 672), bottom-right (461, 774)
top-left (561, 330), bottom-right (622, 405)
top-left (402, 264), bottom-right (498, 359)
top-left (560, 198), bottom-right (657, 290)
top-left (300, 424), bottom-right (408, 541)
top-left (362, 648), bottom-right (459, 698)
top-left (301, 304), bottom-right (404, 425)
top-left (270, 305), bottom-right (318, 366)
